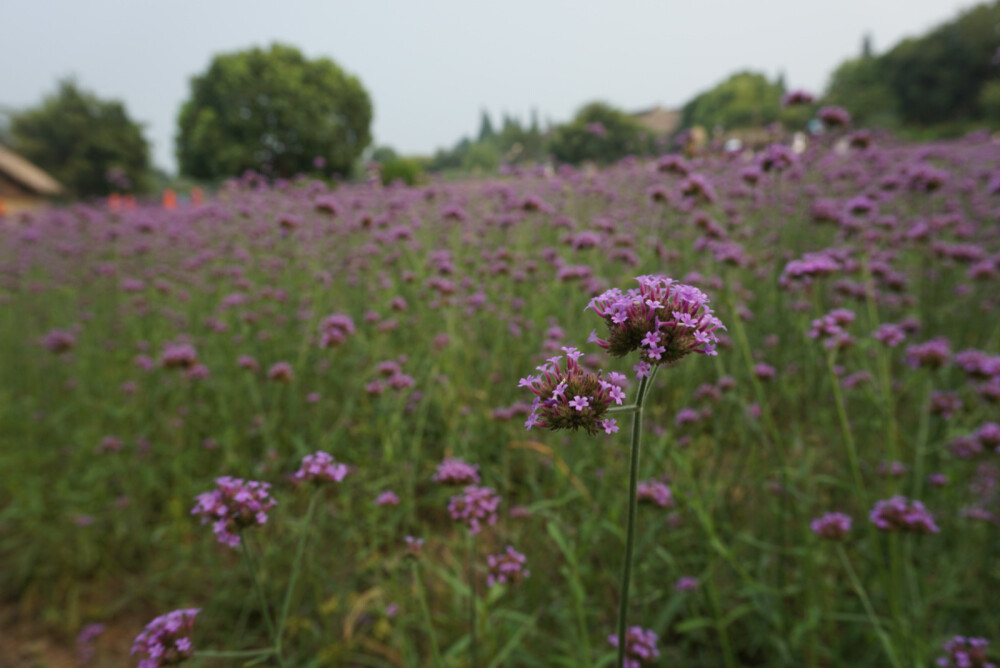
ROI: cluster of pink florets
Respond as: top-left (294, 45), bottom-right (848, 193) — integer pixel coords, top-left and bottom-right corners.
top-left (447, 485), bottom-right (501, 535)
top-left (292, 451), bottom-right (351, 484)
top-left (486, 545), bottom-right (530, 587)
top-left (318, 313), bottom-right (355, 347)
top-left (131, 608), bottom-right (199, 668)
top-left (519, 347), bottom-right (625, 436)
top-left (608, 626), bottom-right (660, 668)
top-left (587, 275), bottom-right (724, 366)
top-left (191, 477), bottom-right (277, 548)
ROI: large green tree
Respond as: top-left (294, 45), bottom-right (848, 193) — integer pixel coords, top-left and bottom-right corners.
top-left (10, 79), bottom-right (151, 197)
top-left (681, 71), bottom-right (784, 131)
top-left (176, 44), bottom-right (373, 180)
top-left (824, 57), bottom-right (899, 128)
top-left (549, 102), bottom-right (646, 165)
top-left (879, 1), bottom-right (1000, 125)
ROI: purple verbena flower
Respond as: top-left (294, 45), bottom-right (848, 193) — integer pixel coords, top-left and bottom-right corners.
top-left (486, 545), bottom-right (530, 587)
top-left (131, 608), bottom-right (199, 668)
top-left (520, 353), bottom-right (626, 436)
top-left (448, 485), bottom-right (501, 535)
top-left (869, 496), bottom-right (939, 534)
top-left (937, 636), bottom-right (994, 668)
top-left (811, 512), bottom-right (852, 540)
top-left (292, 451), bottom-right (350, 484)
top-left (191, 477), bottom-right (277, 548)
top-left (608, 626), bottom-right (660, 668)
top-left (432, 457), bottom-right (480, 486)
top-left (588, 275), bottom-right (725, 365)
top-left (637, 480), bottom-right (674, 508)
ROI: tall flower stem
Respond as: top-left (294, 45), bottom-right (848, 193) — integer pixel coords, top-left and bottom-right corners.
top-left (412, 562), bottom-right (444, 668)
top-left (468, 531), bottom-right (478, 668)
top-left (616, 370), bottom-right (654, 668)
top-left (276, 490), bottom-right (320, 658)
top-left (240, 534), bottom-right (285, 667)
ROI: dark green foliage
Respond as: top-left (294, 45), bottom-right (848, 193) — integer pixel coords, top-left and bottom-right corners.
top-left (9, 79), bottom-right (151, 197)
top-left (824, 57), bottom-right (899, 128)
top-left (880, 2), bottom-right (1000, 125)
top-left (549, 101), bottom-right (647, 165)
top-left (681, 72), bottom-right (784, 131)
top-left (176, 43), bottom-right (373, 180)
top-left (379, 156), bottom-right (426, 186)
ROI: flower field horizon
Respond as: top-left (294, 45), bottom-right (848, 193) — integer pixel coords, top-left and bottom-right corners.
top-left (2, 129), bottom-right (999, 666)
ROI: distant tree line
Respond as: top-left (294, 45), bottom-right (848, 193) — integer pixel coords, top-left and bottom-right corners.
top-left (5, 1), bottom-right (1000, 197)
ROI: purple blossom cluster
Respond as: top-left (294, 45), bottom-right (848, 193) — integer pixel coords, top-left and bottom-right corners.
top-left (292, 451), bottom-right (350, 484)
top-left (519, 347), bottom-right (625, 435)
top-left (937, 636), bottom-right (994, 668)
top-left (809, 308), bottom-right (855, 350)
top-left (131, 608), bottom-right (199, 668)
top-left (191, 477), bottom-right (277, 547)
top-left (587, 274), bottom-right (724, 367)
top-left (811, 512), bottom-right (852, 540)
top-left (906, 338), bottom-right (952, 369)
top-left (869, 496), bottom-right (939, 534)
top-left (486, 545), bottom-right (530, 587)
top-left (448, 485), bottom-right (501, 535)
top-left (318, 313), bottom-right (355, 347)
top-left (432, 457), bottom-right (480, 485)
top-left (637, 480), bottom-right (674, 508)
top-left (608, 626), bottom-right (660, 668)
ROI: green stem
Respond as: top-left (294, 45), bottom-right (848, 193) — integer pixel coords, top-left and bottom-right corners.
top-left (468, 531), bottom-right (478, 668)
top-left (836, 544), bottom-right (901, 668)
top-left (412, 562), bottom-right (444, 668)
top-left (240, 534), bottom-right (282, 666)
top-left (276, 490), bottom-right (320, 656)
top-left (196, 648), bottom-right (275, 659)
top-left (616, 372), bottom-right (652, 668)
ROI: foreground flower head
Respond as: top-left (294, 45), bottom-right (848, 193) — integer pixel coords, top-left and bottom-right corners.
top-left (191, 477), bottom-right (277, 548)
top-left (869, 496), bottom-right (939, 534)
top-left (587, 275), bottom-right (725, 366)
top-left (448, 485), bottom-right (501, 535)
top-left (937, 636), bottom-right (994, 668)
top-left (486, 545), bottom-right (530, 587)
top-left (608, 625), bottom-right (660, 668)
top-left (811, 512), bottom-right (852, 539)
top-left (131, 608), bottom-right (199, 668)
top-left (292, 451), bottom-right (350, 484)
top-left (519, 347), bottom-right (625, 435)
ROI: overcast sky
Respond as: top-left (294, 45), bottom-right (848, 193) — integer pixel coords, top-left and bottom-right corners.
top-left (0, 0), bottom-right (986, 173)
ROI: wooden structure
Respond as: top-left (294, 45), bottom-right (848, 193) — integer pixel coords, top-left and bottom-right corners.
top-left (631, 105), bottom-right (681, 136)
top-left (0, 144), bottom-right (63, 216)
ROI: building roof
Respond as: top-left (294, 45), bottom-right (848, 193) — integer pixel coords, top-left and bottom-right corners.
top-left (0, 144), bottom-right (63, 196)
top-left (631, 105), bottom-right (681, 136)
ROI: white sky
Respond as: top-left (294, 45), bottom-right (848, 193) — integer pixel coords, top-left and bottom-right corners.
top-left (0, 0), bottom-right (986, 173)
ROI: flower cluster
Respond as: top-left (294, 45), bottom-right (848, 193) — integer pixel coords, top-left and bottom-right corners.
top-left (809, 308), bottom-right (855, 350)
top-left (869, 496), bottom-right (939, 534)
top-left (191, 477), bottom-right (277, 548)
top-left (675, 576), bottom-right (699, 591)
top-left (292, 451), bottom-right (350, 484)
top-left (608, 626), bottom-right (660, 668)
top-left (937, 636), bottom-right (994, 668)
top-left (486, 545), bottom-right (530, 587)
top-left (906, 338), bottom-right (952, 369)
top-left (160, 343), bottom-right (198, 369)
top-left (811, 512), bottom-right (852, 540)
top-left (318, 313), bottom-right (355, 347)
top-left (637, 480), bottom-right (674, 508)
top-left (782, 89), bottom-right (815, 107)
top-left (42, 329), bottom-right (76, 353)
top-left (587, 275), bottom-right (724, 366)
top-left (448, 485), bottom-right (501, 535)
top-left (131, 608), bottom-right (199, 668)
top-left (432, 457), bottom-right (480, 485)
top-left (519, 347), bottom-right (625, 435)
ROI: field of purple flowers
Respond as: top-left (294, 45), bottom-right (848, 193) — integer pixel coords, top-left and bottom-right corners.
top-left (2, 129), bottom-right (999, 667)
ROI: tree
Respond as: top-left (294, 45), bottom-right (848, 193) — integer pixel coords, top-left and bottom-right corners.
top-left (549, 102), bottom-right (646, 165)
top-left (176, 43), bottom-right (372, 180)
top-left (681, 71), bottom-right (784, 131)
top-left (824, 57), bottom-right (899, 128)
top-left (9, 79), bottom-right (151, 197)
top-left (880, 2), bottom-right (1000, 125)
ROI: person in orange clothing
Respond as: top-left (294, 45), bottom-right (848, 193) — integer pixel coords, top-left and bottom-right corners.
top-left (108, 193), bottom-right (122, 212)
top-left (191, 187), bottom-right (204, 206)
top-left (162, 188), bottom-right (177, 211)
